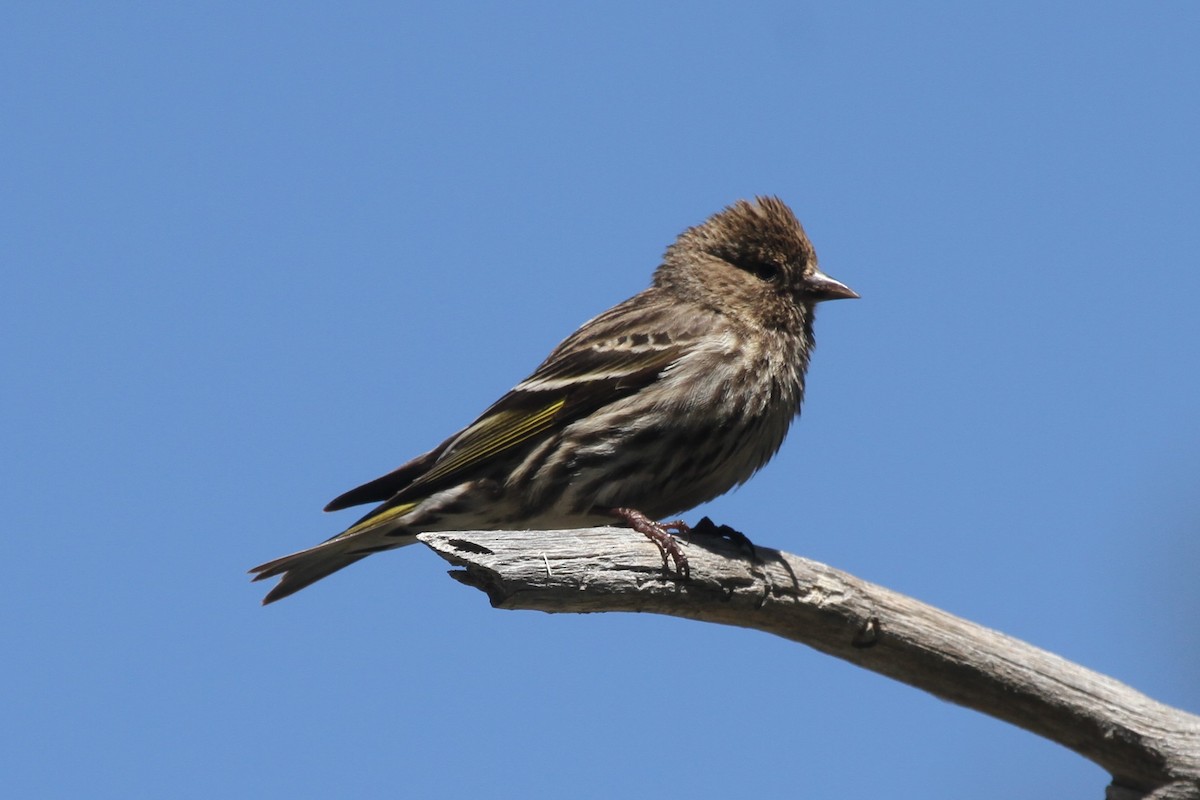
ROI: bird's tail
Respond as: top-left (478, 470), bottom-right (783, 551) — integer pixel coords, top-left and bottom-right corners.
top-left (249, 529), bottom-right (415, 605)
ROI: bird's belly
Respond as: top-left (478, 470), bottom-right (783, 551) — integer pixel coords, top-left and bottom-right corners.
top-left (550, 405), bottom-right (794, 521)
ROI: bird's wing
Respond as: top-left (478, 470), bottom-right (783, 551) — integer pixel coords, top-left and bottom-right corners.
top-left (325, 296), bottom-right (695, 527)
top-left (322, 446), bottom-right (446, 512)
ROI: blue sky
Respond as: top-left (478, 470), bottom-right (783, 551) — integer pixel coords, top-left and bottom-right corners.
top-left (3, 3), bottom-right (1197, 798)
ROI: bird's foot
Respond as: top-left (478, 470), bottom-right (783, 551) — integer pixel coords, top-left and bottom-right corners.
top-left (692, 516), bottom-right (757, 558)
top-left (611, 507), bottom-right (691, 580)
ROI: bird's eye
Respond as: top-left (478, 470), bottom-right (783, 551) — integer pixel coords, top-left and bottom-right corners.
top-left (744, 260), bottom-right (780, 282)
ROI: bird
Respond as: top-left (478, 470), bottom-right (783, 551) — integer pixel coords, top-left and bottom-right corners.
top-left (250, 196), bottom-right (857, 604)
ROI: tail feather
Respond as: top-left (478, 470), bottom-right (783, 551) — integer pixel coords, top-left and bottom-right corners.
top-left (249, 533), bottom-right (414, 605)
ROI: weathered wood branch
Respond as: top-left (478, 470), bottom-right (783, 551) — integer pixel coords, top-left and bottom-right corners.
top-left (417, 525), bottom-right (1200, 799)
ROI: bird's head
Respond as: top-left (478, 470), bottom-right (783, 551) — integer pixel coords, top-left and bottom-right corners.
top-left (655, 196), bottom-right (857, 329)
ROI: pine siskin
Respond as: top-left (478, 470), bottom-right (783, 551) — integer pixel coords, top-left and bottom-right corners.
top-left (251, 196), bottom-right (857, 603)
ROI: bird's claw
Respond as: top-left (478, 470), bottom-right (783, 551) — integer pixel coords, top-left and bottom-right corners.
top-left (611, 508), bottom-right (691, 580)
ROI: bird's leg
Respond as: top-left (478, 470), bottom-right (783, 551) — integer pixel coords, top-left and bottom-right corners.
top-left (610, 508), bottom-right (691, 580)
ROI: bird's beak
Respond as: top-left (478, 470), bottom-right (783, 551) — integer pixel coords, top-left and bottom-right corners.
top-left (805, 270), bottom-right (859, 301)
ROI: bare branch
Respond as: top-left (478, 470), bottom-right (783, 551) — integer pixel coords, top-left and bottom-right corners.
top-left (418, 526), bottom-right (1200, 799)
